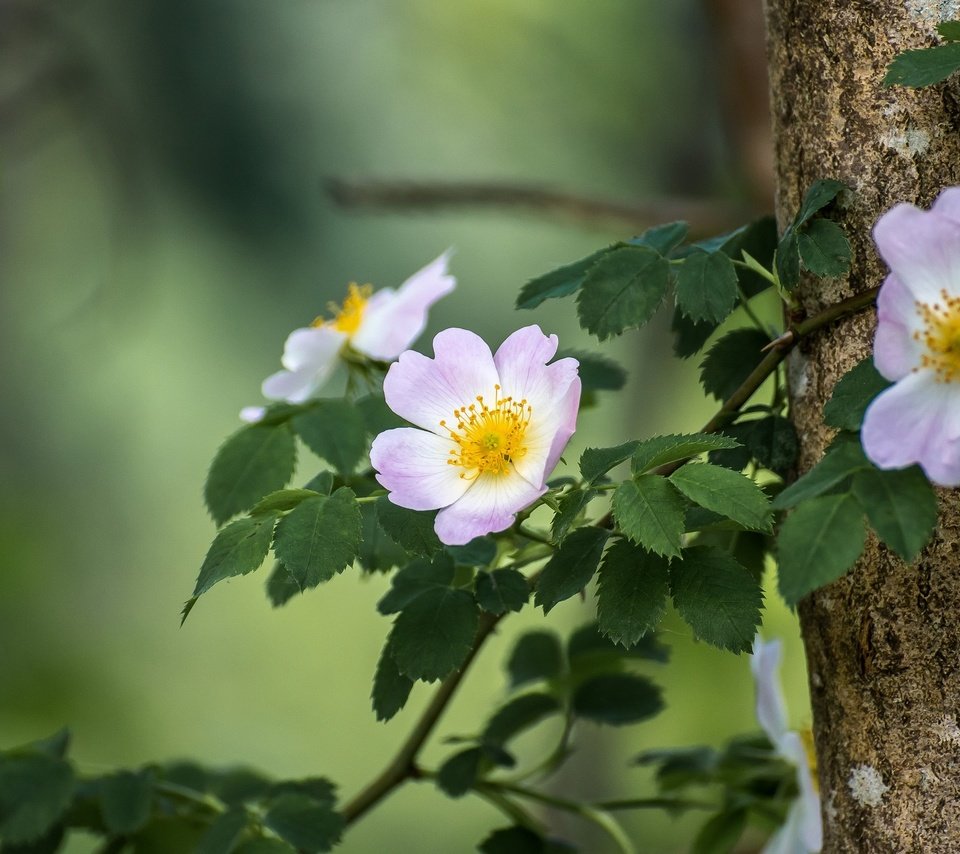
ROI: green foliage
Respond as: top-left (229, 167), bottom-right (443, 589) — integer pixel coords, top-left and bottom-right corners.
top-left (0, 751), bottom-right (74, 844)
top-left (448, 537), bottom-right (498, 567)
top-left (534, 527), bottom-right (609, 611)
top-left (191, 512), bottom-right (279, 600)
top-left (669, 463), bottom-right (772, 532)
top-left (775, 179), bottom-right (849, 288)
top-left (250, 488), bottom-right (320, 516)
top-left (273, 489), bottom-right (362, 590)
top-left (292, 400), bottom-right (367, 477)
top-left (772, 434), bottom-right (870, 509)
top-left (550, 487), bottom-right (595, 543)
top-left (516, 246), bottom-right (615, 310)
top-left (712, 415), bottom-right (798, 476)
top-left (576, 246), bottom-right (671, 340)
top-left (672, 308), bottom-right (717, 359)
top-left (356, 392), bottom-right (405, 436)
top-left (669, 547), bottom-right (763, 653)
top-left (479, 825), bottom-right (574, 854)
top-left (596, 540), bottom-right (670, 647)
top-left (436, 748), bottom-right (483, 798)
top-left (852, 467), bottom-right (937, 563)
top-left (822, 357), bottom-right (891, 430)
top-left (692, 809), bottom-right (747, 854)
top-left (884, 40), bottom-right (960, 87)
top-left (376, 498), bottom-right (443, 557)
top-left (99, 770), bottom-right (154, 834)
top-left (629, 221), bottom-right (689, 253)
top-left (796, 218), bottom-right (851, 278)
top-left (674, 250), bottom-right (738, 324)
top-left (699, 329), bottom-right (771, 400)
top-left (580, 441), bottom-right (639, 483)
top-left (572, 673), bottom-right (663, 725)
top-left (557, 349), bottom-right (627, 392)
top-left (939, 20), bottom-right (960, 40)
top-left (631, 433), bottom-right (740, 474)
top-left (506, 631), bottom-right (564, 688)
top-left (204, 424), bottom-right (297, 526)
top-left (483, 693), bottom-right (562, 745)
top-left (613, 476), bottom-right (686, 559)
top-left (196, 809), bottom-right (249, 854)
top-left (377, 556), bottom-right (454, 614)
top-left (262, 792), bottom-right (343, 852)
top-left (371, 641), bottom-right (414, 722)
top-left (475, 569), bottom-right (529, 615)
top-left (265, 562), bottom-right (301, 607)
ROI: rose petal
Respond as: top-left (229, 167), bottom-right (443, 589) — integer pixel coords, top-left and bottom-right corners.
top-left (371, 427), bottom-right (471, 511)
top-left (281, 326), bottom-right (346, 372)
top-left (932, 186), bottom-right (960, 225)
top-left (873, 273), bottom-right (924, 381)
top-left (433, 470), bottom-right (546, 545)
top-left (512, 375), bottom-right (581, 488)
top-left (382, 328), bottom-right (500, 434)
top-left (778, 732), bottom-right (823, 852)
top-left (873, 202), bottom-right (960, 305)
top-left (351, 249), bottom-right (456, 360)
top-left (239, 406), bottom-right (266, 423)
top-left (862, 371), bottom-right (960, 485)
top-left (752, 636), bottom-right (789, 748)
top-left (262, 366), bottom-right (324, 403)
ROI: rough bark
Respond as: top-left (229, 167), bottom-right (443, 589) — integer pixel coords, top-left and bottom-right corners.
top-left (765, 1), bottom-right (960, 850)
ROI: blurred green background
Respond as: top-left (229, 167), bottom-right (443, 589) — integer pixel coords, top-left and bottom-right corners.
top-left (0, 1), bottom-right (808, 851)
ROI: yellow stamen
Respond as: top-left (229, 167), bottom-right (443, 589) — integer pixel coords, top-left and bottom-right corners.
top-left (914, 289), bottom-right (960, 382)
top-left (441, 384), bottom-right (532, 478)
top-left (311, 283), bottom-right (372, 336)
top-left (800, 727), bottom-right (819, 793)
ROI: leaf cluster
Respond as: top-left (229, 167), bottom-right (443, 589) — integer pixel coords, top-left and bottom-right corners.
top-left (884, 22), bottom-right (960, 87)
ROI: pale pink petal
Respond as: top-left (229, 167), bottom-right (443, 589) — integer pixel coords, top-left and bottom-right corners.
top-left (778, 732), bottom-right (822, 852)
top-left (752, 636), bottom-right (789, 748)
top-left (434, 470), bottom-right (546, 545)
top-left (873, 202), bottom-right (960, 304)
top-left (351, 250), bottom-right (456, 360)
top-left (932, 186), bottom-right (960, 225)
top-left (874, 273), bottom-right (924, 381)
top-left (371, 427), bottom-right (471, 511)
top-left (262, 367), bottom-right (324, 403)
top-left (281, 326), bottom-right (346, 371)
top-left (382, 328), bottom-right (500, 434)
top-left (512, 376), bottom-right (581, 488)
top-left (239, 406), bottom-right (266, 423)
top-left (862, 371), bottom-right (960, 486)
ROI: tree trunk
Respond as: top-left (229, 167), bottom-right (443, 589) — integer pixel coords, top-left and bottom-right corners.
top-left (764, 1), bottom-right (960, 850)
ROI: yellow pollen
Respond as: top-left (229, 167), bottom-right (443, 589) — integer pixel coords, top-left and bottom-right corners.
top-left (311, 283), bottom-right (372, 336)
top-left (914, 289), bottom-right (960, 382)
top-left (800, 727), bottom-right (819, 793)
top-left (442, 384), bottom-right (532, 478)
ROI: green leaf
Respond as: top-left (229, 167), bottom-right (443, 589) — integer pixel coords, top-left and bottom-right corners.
top-left (669, 464), bottom-right (772, 532)
top-left (534, 527), bottom-right (609, 611)
top-left (568, 622), bottom-right (670, 664)
top-left (356, 393), bottom-right (404, 436)
top-left (742, 416), bottom-right (798, 475)
top-left (580, 442), bottom-right (640, 484)
top-left (371, 641), bottom-right (414, 722)
top-left (233, 838), bottom-right (297, 854)
top-left (292, 400), bottom-right (367, 477)
top-left (262, 793), bottom-right (343, 853)
top-left (357, 498), bottom-right (406, 574)
top-left (303, 471), bottom-right (334, 495)
top-left (884, 41), bottom-right (960, 87)
top-left (572, 673), bottom-right (664, 725)
top-left (822, 358), bottom-right (891, 430)
top-left (775, 230), bottom-right (801, 289)
top-left (670, 547), bottom-right (763, 653)
top-left (479, 826), bottom-right (573, 854)
top-left (852, 467), bottom-right (937, 562)
top-left (772, 438), bottom-right (870, 509)
top-left (576, 246), bottom-right (671, 340)
top-left (550, 488), bottom-right (594, 543)
top-left (376, 498), bottom-right (443, 557)
top-left (205, 424), bottom-right (297, 526)
top-left (794, 179), bottom-right (846, 228)
top-left (692, 809), bottom-right (747, 854)
top-left (0, 753), bottom-right (74, 844)
top-left (447, 537), bottom-right (497, 567)
top-left (777, 493), bottom-right (866, 604)
top-left (628, 221), bottom-right (689, 254)
top-left (939, 20), bottom-right (960, 40)
top-left (272, 489), bottom-right (361, 590)
top-left (100, 769), bottom-right (153, 834)
top-left (631, 433), bottom-right (740, 474)
top-left (671, 308), bottom-right (717, 359)
top-left (556, 350), bottom-right (627, 392)
top-left (613, 477), bottom-right (686, 559)
top-left (675, 250), bottom-right (738, 324)
top-left (389, 587), bottom-right (479, 682)
top-left (196, 808), bottom-right (249, 854)
top-left (377, 555), bottom-right (454, 614)
top-left (265, 562), bottom-right (300, 607)
top-left (484, 693), bottom-right (561, 745)
top-left (475, 569), bottom-right (529, 615)
top-left (797, 218), bottom-right (851, 278)
top-left (250, 489), bottom-right (320, 516)
top-left (192, 513), bottom-right (278, 599)
top-left (435, 748), bottom-right (482, 798)
top-left (516, 247), bottom-right (614, 310)
top-left (699, 329), bottom-right (771, 401)
top-left (506, 631), bottom-right (564, 688)
top-left (596, 540), bottom-right (670, 647)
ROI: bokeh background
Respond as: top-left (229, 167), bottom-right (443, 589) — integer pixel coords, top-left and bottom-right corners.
top-left (0, 1), bottom-right (809, 851)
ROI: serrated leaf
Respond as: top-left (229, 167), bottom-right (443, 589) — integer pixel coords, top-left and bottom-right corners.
top-left (303, 471), bottom-right (334, 495)
top-left (884, 41), bottom-right (960, 87)
top-left (193, 513), bottom-right (278, 599)
top-left (797, 218), bottom-right (851, 278)
top-left (534, 527), bottom-right (609, 612)
top-left (556, 350), bottom-right (627, 392)
top-left (692, 809), bottom-right (747, 854)
top-left (852, 467), bottom-right (937, 562)
top-left (777, 493), bottom-right (866, 604)
top-left (262, 793), bottom-right (343, 853)
top-left (389, 587), bottom-right (479, 682)
top-left (377, 555), bottom-right (454, 614)
top-left (775, 230), bottom-right (801, 289)
top-left (376, 498), bottom-right (443, 557)
top-left (580, 442), bottom-right (640, 483)
top-left (479, 826), bottom-right (551, 854)
top-left (794, 179), bottom-right (847, 227)
top-left (670, 547), bottom-right (763, 652)
top-left (447, 537), bottom-right (497, 567)
top-left (550, 488), bottom-right (595, 544)
top-left (269, 778), bottom-right (337, 806)
top-left (205, 424), bottom-right (297, 526)
top-left (516, 247), bottom-right (614, 310)
top-left (0, 753), bottom-right (75, 844)
top-left (484, 693), bottom-right (561, 746)
top-left (567, 621), bottom-right (670, 665)
top-left (100, 769), bottom-right (153, 834)
top-left (939, 20), bottom-right (960, 40)
top-left (628, 221), bottom-right (689, 254)
top-left (506, 631), bottom-right (564, 688)
top-left (371, 641), bottom-right (414, 722)
top-left (475, 569), bottom-right (529, 615)
top-left (822, 358), bottom-right (892, 431)
top-left (631, 433), bottom-right (740, 474)
top-left (740, 416), bottom-right (798, 475)
top-left (250, 489), bottom-right (320, 516)
top-left (671, 308), bottom-right (717, 359)
top-left (196, 808), bottom-right (249, 854)
top-left (273, 489), bottom-right (361, 590)
top-left (669, 464), bottom-right (772, 532)
top-left (572, 673), bottom-right (663, 725)
top-left (435, 748), bottom-right (482, 799)
top-left (675, 250), bottom-right (739, 324)
top-left (356, 393), bottom-right (404, 436)
top-left (576, 246), bottom-right (671, 340)
top-left (613, 477), bottom-right (685, 559)
top-left (772, 438), bottom-right (870, 509)
top-left (699, 329), bottom-right (771, 401)
top-left (292, 400), bottom-right (367, 477)
top-left (233, 838), bottom-right (296, 854)
top-left (265, 562), bottom-right (300, 607)
top-left (596, 540), bottom-right (670, 647)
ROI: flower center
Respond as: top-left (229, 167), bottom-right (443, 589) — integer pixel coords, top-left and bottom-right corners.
top-left (914, 289), bottom-right (960, 382)
top-left (441, 385), bottom-right (532, 477)
top-left (312, 283), bottom-right (372, 336)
